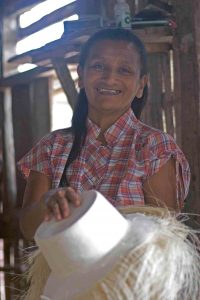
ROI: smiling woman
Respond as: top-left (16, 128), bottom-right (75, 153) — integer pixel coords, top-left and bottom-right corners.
top-left (17, 28), bottom-right (190, 241)
top-left (77, 39), bottom-right (147, 128)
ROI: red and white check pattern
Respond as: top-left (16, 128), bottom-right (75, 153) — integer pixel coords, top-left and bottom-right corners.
top-left (18, 108), bottom-right (190, 209)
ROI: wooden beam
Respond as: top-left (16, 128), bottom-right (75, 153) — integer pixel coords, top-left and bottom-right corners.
top-left (30, 77), bottom-right (51, 144)
top-left (12, 79), bottom-right (51, 210)
top-left (7, 28), bottom-right (91, 66)
top-left (174, 0), bottom-right (200, 214)
top-left (18, 2), bottom-right (78, 40)
top-left (3, 14), bottom-right (19, 76)
top-left (52, 58), bottom-right (78, 110)
top-left (0, 213), bottom-right (21, 238)
top-left (0, 89), bottom-right (17, 209)
top-left (162, 52), bottom-right (174, 137)
top-left (0, 2), bottom-right (4, 77)
top-left (145, 43), bottom-right (171, 53)
top-left (148, 53), bottom-right (163, 130)
top-left (3, 0), bottom-right (45, 16)
top-left (8, 27), bottom-right (172, 67)
top-left (0, 66), bottom-right (52, 87)
top-left (76, 0), bottom-right (101, 15)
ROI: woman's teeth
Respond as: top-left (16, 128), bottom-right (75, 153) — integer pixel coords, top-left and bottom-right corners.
top-left (97, 88), bottom-right (121, 95)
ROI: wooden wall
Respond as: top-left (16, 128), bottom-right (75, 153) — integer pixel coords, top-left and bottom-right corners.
top-left (173, 0), bottom-right (200, 220)
top-left (0, 77), bottom-right (51, 299)
top-left (12, 77), bottom-right (51, 206)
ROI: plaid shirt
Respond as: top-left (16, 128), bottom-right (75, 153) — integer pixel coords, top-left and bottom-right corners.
top-left (18, 108), bottom-right (190, 208)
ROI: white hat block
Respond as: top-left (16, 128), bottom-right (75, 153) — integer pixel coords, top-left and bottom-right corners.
top-left (36, 190), bottom-right (161, 300)
top-left (35, 190), bottom-right (130, 277)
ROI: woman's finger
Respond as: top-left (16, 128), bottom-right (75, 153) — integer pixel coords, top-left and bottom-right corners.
top-left (43, 187), bottom-right (81, 221)
top-left (46, 197), bottom-right (63, 220)
top-left (45, 190), bottom-right (71, 219)
top-left (64, 187), bottom-right (81, 206)
top-left (57, 197), bottom-right (70, 218)
top-left (51, 201), bottom-right (62, 220)
top-left (53, 189), bottom-right (71, 218)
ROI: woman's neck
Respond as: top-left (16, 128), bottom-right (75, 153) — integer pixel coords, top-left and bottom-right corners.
top-left (88, 109), bottom-right (128, 133)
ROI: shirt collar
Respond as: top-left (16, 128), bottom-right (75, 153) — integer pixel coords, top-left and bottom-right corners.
top-left (86, 108), bottom-right (138, 146)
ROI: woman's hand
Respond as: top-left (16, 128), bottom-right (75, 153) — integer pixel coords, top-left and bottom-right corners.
top-left (43, 187), bottom-right (81, 221)
top-left (20, 171), bottom-right (82, 240)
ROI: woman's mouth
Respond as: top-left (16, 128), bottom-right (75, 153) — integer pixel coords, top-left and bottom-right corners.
top-left (96, 87), bottom-right (121, 95)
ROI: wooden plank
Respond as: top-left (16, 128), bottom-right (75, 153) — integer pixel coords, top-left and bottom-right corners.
top-left (76, 0), bottom-right (101, 15)
top-left (0, 89), bottom-right (17, 209)
top-left (0, 66), bottom-right (52, 87)
top-left (145, 43), bottom-right (171, 53)
top-left (18, 2), bottom-right (78, 40)
top-left (4, 239), bottom-right (11, 299)
top-left (3, 0), bottom-right (45, 16)
top-left (147, 53), bottom-right (163, 130)
top-left (8, 28), bottom-right (92, 66)
top-left (8, 27), bottom-right (173, 68)
top-left (12, 79), bottom-right (51, 208)
top-left (172, 39), bottom-right (182, 147)
top-left (12, 83), bottom-right (34, 210)
top-left (3, 14), bottom-right (19, 76)
top-left (174, 0), bottom-right (200, 214)
top-left (0, 3), bottom-right (3, 77)
top-left (29, 77), bottom-right (51, 144)
top-left (52, 58), bottom-right (78, 110)
top-left (140, 91), bottom-right (151, 125)
top-left (162, 52), bottom-right (174, 137)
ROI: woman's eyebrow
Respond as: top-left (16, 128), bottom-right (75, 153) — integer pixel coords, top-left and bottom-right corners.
top-left (88, 55), bottom-right (105, 60)
top-left (89, 57), bottom-right (135, 65)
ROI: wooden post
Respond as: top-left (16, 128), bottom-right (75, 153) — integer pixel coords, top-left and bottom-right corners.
top-left (174, 0), bottom-right (200, 217)
top-left (52, 58), bottom-right (78, 110)
top-left (0, 2), bottom-right (4, 77)
top-left (172, 38), bottom-right (182, 147)
top-left (3, 13), bottom-right (18, 76)
top-left (162, 51), bottom-right (174, 137)
top-left (0, 88), bottom-right (17, 210)
top-left (12, 78), bottom-right (51, 207)
top-left (29, 77), bottom-right (51, 144)
top-left (147, 53), bottom-right (163, 130)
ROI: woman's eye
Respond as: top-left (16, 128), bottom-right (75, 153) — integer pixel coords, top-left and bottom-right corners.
top-left (118, 67), bottom-right (133, 75)
top-left (91, 63), bottom-right (104, 71)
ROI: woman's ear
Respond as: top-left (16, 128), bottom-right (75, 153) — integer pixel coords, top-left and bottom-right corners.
top-left (77, 65), bottom-right (83, 89)
top-left (136, 74), bottom-right (149, 98)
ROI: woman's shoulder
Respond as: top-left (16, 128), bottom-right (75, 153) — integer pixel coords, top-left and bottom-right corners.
top-left (17, 127), bottom-right (73, 179)
top-left (136, 121), bottom-right (175, 148)
top-left (39, 127), bottom-right (73, 148)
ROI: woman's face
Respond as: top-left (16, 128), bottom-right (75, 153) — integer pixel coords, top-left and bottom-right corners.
top-left (78, 39), bottom-right (147, 121)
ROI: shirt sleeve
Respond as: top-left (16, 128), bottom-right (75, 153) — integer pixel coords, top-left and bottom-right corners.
top-left (17, 133), bottom-right (53, 180)
top-left (144, 131), bottom-right (190, 207)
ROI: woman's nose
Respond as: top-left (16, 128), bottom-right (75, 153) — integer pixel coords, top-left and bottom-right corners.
top-left (102, 67), bottom-right (117, 82)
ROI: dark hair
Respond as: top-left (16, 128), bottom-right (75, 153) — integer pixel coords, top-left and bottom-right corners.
top-left (60, 28), bottom-right (148, 187)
